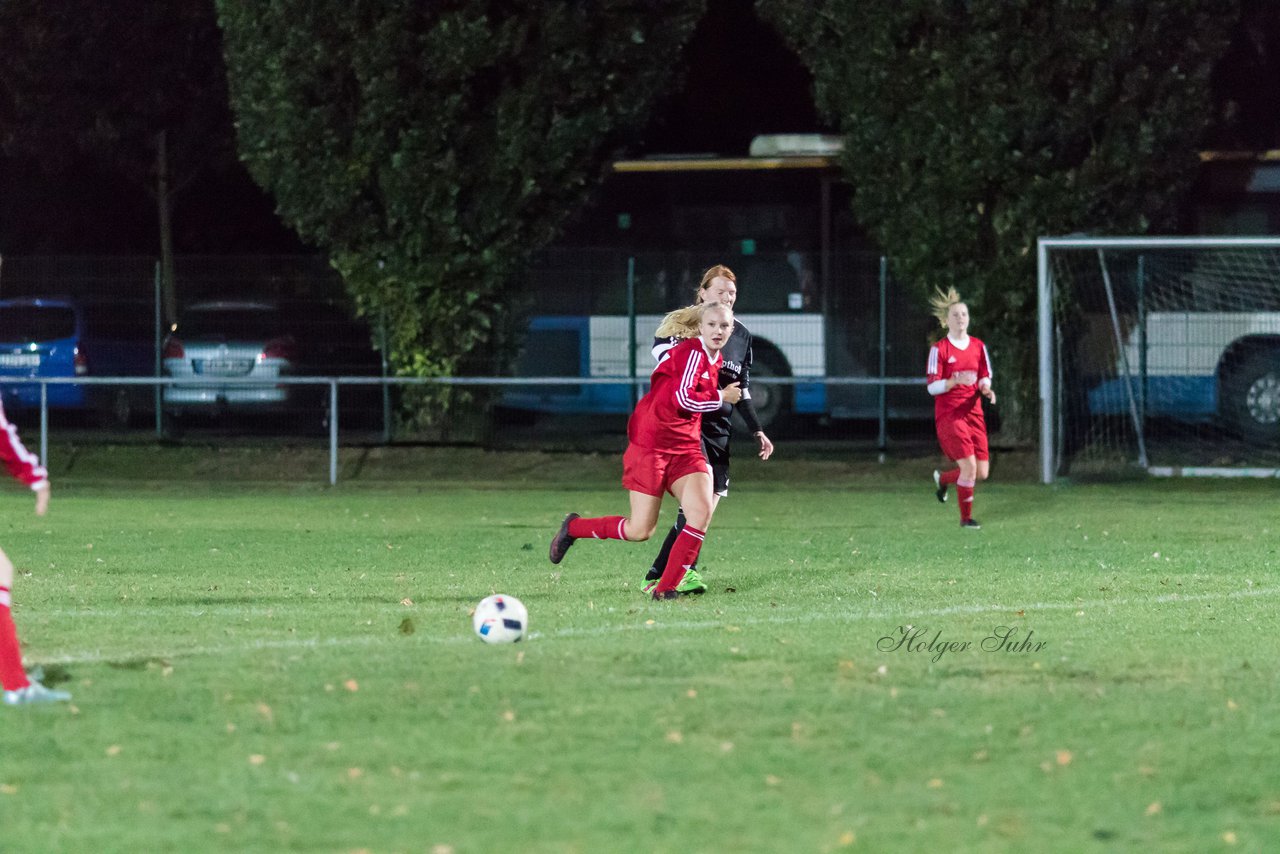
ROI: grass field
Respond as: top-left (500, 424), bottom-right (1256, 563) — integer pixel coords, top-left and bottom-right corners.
top-left (2, 443), bottom-right (1279, 852)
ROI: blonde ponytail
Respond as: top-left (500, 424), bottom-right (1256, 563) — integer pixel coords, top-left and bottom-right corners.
top-left (655, 304), bottom-right (703, 339)
top-left (929, 286), bottom-right (963, 329)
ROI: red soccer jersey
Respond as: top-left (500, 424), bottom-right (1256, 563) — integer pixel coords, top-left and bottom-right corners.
top-left (627, 336), bottom-right (724, 453)
top-left (926, 335), bottom-right (992, 421)
top-left (0, 402), bottom-right (47, 488)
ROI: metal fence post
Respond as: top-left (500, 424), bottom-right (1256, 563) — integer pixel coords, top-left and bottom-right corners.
top-left (878, 256), bottom-right (889, 452)
top-left (154, 260), bottom-right (164, 437)
top-left (329, 380), bottom-right (339, 485)
top-left (39, 382), bottom-right (48, 470)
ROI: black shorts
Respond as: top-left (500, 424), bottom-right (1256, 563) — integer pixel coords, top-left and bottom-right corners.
top-left (704, 438), bottom-right (730, 496)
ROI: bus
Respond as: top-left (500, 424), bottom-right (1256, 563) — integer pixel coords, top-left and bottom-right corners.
top-left (503, 137), bottom-right (935, 430)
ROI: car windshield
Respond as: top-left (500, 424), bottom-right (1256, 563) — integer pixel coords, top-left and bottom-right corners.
top-left (178, 307), bottom-right (283, 340)
top-left (0, 306), bottom-right (77, 342)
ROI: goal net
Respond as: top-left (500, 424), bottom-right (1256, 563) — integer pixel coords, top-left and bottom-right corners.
top-left (1038, 236), bottom-right (1280, 483)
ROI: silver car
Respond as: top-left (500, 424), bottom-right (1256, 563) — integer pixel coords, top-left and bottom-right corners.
top-left (162, 301), bottom-right (297, 413)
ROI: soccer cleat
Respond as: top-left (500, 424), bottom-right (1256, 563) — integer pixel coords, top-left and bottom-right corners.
top-left (675, 568), bottom-right (708, 595)
top-left (933, 470), bottom-right (948, 503)
top-left (641, 579), bottom-right (658, 595)
top-left (960, 519), bottom-right (981, 530)
top-left (549, 513), bottom-right (580, 564)
top-left (652, 588), bottom-right (682, 600)
top-left (3, 680), bottom-right (71, 706)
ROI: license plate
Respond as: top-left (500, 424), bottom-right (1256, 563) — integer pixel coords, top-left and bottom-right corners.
top-left (194, 359), bottom-right (253, 376)
top-left (0, 353), bottom-right (40, 368)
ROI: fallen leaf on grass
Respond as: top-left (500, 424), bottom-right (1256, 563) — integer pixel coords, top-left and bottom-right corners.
top-left (1145, 802), bottom-right (1162, 816)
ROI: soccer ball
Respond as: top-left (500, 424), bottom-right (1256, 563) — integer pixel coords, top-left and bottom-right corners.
top-left (472, 594), bottom-right (528, 644)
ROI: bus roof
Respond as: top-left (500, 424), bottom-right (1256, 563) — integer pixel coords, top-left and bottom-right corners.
top-left (612, 156), bottom-right (837, 173)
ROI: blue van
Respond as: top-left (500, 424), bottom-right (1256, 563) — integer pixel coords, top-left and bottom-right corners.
top-left (0, 297), bottom-right (157, 425)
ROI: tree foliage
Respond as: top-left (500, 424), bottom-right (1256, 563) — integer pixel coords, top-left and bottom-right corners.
top-left (0, 0), bottom-right (235, 320)
top-left (216, 0), bottom-right (704, 400)
top-left (762, 0), bottom-right (1237, 431)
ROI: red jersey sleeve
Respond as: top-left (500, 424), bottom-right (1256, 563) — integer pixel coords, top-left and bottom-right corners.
top-left (978, 342), bottom-right (993, 383)
top-left (926, 343), bottom-right (945, 385)
top-left (673, 347), bottom-right (723, 414)
top-left (0, 406), bottom-right (47, 488)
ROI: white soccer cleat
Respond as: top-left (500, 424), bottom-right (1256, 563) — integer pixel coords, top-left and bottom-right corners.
top-left (3, 680), bottom-right (71, 706)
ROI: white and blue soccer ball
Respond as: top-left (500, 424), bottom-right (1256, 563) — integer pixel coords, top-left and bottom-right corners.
top-left (472, 594), bottom-right (528, 644)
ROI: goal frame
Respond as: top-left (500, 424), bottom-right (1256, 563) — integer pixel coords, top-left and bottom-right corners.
top-left (1037, 235), bottom-right (1280, 484)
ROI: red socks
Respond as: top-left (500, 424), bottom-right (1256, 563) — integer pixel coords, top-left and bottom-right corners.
top-left (653, 524), bottom-right (706, 593)
top-left (0, 587), bottom-right (30, 691)
top-left (938, 468), bottom-right (961, 486)
top-left (567, 515), bottom-right (629, 541)
top-left (956, 480), bottom-right (975, 522)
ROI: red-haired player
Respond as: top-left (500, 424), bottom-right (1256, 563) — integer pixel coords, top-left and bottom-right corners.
top-left (926, 287), bottom-right (996, 529)
top-left (549, 302), bottom-right (741, 599)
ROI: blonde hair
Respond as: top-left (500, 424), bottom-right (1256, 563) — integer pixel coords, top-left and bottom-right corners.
top-left (929, 286), bottom-right (964, 329)
top-left (655, 300), bottom-right (733, 339)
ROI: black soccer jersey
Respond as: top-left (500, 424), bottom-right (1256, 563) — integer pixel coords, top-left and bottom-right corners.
top-left (652, 318), bottom-right (763, 450)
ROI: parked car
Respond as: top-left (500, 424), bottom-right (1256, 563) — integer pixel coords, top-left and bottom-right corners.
top-left (0, 296), bottom-right (157, 426)
top-left (162, 301), bottom-right (298, 418)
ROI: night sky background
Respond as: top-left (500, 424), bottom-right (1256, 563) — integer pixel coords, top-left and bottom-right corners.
top-left (0, 0), bottom-right (1276, 257)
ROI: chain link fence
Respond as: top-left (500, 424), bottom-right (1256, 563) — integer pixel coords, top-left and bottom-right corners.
top-left (0, 252), bottom-right (949, 479)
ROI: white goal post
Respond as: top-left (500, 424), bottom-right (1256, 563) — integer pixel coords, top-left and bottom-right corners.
top-left (1038, 236), bottom-right (1280, 484)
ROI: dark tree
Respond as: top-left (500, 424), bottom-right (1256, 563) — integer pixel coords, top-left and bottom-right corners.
top-left (0, 0), bottom-right (239, 321)
top-left (763, 0), bottom-right (1237, 432)
top-left (217, 0), bottom-right (704, 399)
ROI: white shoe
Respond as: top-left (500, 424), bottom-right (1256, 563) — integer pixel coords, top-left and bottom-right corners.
top-left (3, 680), bottom-right (71, 706)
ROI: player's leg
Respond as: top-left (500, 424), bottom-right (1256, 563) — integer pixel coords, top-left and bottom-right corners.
top-left (652, 471), bottom-right (714, 597)
top-left (0, 548), bottom-right (27, 692)
top-left (644, 448), bottom-right (726, 590)
top-left (933, 417), bottom-right (964, 502)
top-left (956, 454), bottom-right (979, 527)
top-left (974, 415), bottom-right (992, 482)
top-left (645, 508), bottom-right (686, 585)
top-left (552, 445), bottom-right (668, 564)
top-left (550, 491), bottom-right (663, 564)
top-left (0, 546), bottom-right (69, 705)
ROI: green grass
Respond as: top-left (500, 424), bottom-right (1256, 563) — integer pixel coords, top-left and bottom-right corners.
top-left (2, 445), bottom-right (1279, 852)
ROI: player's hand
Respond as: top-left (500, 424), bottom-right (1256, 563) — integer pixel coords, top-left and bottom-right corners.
top-left (34, 482), bottom-right (49, 517)
top-left (982, 386), bottom-right (997, 404)
top-left (721, 382), bottom-right (742, 405)
top-left (756, 431), bottom-right (774, 461)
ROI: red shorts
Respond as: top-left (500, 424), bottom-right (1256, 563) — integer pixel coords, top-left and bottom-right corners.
top-left (936, 410), bottom-right (989, 462)
top-left (622, 444), bottom-right (712, 497)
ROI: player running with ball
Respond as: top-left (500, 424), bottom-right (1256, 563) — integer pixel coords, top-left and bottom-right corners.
top-left (642, 264), bottom-right (773, 596)
top-left (549, 301), bottom-right (740, 599)
top-left (926, 287), bottom-right (996, 529)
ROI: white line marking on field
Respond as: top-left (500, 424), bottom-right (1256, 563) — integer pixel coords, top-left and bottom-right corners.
top-left (30, 585), bottom-right (1279, 666)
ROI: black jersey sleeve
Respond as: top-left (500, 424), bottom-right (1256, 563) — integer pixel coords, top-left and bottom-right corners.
top-left (652, 335), bottom-right (678, 365)
top-left (735, 328), bottom-right (765, 435)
